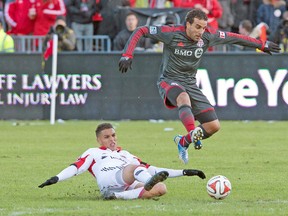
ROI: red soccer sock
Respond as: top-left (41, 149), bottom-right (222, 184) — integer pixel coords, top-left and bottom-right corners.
top-left (180, 133), bottom-right (192, 147)
top-left (178, 105), bottom-right (195, 147)
top-left (178, 105), bottom-right (195, 132)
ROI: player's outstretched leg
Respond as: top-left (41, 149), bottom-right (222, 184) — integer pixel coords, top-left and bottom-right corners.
top-left (144, 171), bottom-right (169, 191)
top-left (174, 135), bottom-right (189, 164)
top-left (190, 127), bottom-right (204, 150)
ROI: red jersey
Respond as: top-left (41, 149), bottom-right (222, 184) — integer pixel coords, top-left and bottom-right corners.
top-left (172, 0), bottom-right (223, 31)
top-left (4, 0), bottom-right (35, 35)
top-left (33, 0), bottom-right (66, 36)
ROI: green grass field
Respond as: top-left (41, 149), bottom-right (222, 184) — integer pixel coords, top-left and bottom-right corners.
top-left (1, 120), bottom-right (288, 216)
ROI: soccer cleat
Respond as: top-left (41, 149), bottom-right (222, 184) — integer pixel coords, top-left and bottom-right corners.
top-left (190, 127), bottom-right (204, 150)
top-left (194, 140), bottom-right (202, 150)
top-left (174, 135), bottom-right (189, 164)
top-left (144, 171), bottom-right (169, 191)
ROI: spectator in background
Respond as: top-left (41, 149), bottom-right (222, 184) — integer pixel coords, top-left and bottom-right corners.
top-left (0, 14), bottom-right (14, 52)
top-left (215, 0), bottom-right (234, 51)
top-left (33, 0), bottom-right (66, 36)
top-left (152, 14), bottom-right (176, 52)
top-left (0, 2), bottom-right (4, 29)
top-left (238, 19), bottom-right (253, 36)
top-left (43, 16), bottom-right (76, 52)
top-left (231, 0), bottom-right (262, 33)
top-left (129, 0), bottom-right (136, 7)
top-left (4, 0), bottom-right (36, 35)
top-left (97, 0), bottom-right (131, 43)
top-left (217, 0), bottom-right (234, 32)
top-left (236, 19), bottom-right (256, 51)
top-left (273, 10), bottom-right (288, 52)
top-left (65, 0), bottom-right (97, 51)
top-left (234, 19), bottom-right (269, 51)
top-left (248, 0), bottom-right (264, 26)
top-left (256, 0), bottom-right (286, 41)
top-left (113, 12), bottom-right (153, 51)
top-left (0, 0), bottom-right (3, 11)
top-left (148, 0), bottom-right (172, 8)
top-left (134, 0), bottom-right (148, 7)
top-left (92, 0), bottom-right (103, 35)
top-left (173, 0), bottom-right (223, 33)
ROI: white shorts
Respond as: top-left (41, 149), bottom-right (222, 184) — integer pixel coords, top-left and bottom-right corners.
top-left (97, 166), bottom-right (140, 195)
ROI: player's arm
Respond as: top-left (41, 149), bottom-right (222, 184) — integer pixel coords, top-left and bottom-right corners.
top-left (118, 26), bottom-right (150, 73)
top-left (4, 2), bottom-right (17, 28)
top-left (38, 153), bottom-right (94, 188)
top-left (147, 165), bottom-right (206, 179)
top-left (208, 31), bottom-right (280, 55)
top-left (119, 25), bottom-right (176, 73)
top-left (38, 165), bottom-right (77, 188)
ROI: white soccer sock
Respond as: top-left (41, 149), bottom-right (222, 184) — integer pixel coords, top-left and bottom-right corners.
top-left (133, 166), bottom-right (152, 183)
top-left (147, 165), bottom-right (183, 178)
top-left (114, 187), bottom-right (144, 200)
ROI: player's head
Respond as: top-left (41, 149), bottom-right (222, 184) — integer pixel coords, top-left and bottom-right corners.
top-left (95, 123), bottom-right (118, 150)
top-left (185, 9), bottom-right (208, 41)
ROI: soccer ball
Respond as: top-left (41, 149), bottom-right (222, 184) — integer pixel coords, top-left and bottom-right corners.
top-left (206, 175), bottom-right (232, 200)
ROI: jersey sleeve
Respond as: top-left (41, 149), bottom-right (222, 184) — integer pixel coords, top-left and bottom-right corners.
top-left (72, 149), bottom-right (95, 175)
top-left (43, 0), bottom-right (66, 17)
top-left (122, 25), bottom-right (180, 58)
top-left (120, 150), bottom-right (143, 165)
top-left (207, 30), bottom-right (265, 50)
top-left (4, 2), bottom-right (17, 27)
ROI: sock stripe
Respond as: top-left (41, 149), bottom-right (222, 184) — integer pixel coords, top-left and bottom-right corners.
top-left (134, 169), bottom-right (144, 176)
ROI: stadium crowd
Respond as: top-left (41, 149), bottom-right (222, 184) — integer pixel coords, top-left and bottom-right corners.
top-left (0, 0), bottom-right (288, 53)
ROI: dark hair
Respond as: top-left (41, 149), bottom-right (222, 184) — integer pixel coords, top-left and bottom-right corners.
top-left (95, 123), bottom-right (114, 137)
top-left (56, 15), bottom-right (66, 22)
top-left (239, 20), bottom-right (253, 33)
top-left (185, 9), bottom-right (208, 24)
top-left (165, 14), bottom-right (176, 25)
top-left (126, 11), bottom-right (138, 19)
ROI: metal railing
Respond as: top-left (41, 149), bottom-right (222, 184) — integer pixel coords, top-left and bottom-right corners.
top-left (76, 35), bottom-right (111, 53)
top-left (13, 36), bottom-right (45, 53)
top-left (12, 35), bottom-right (111, 53)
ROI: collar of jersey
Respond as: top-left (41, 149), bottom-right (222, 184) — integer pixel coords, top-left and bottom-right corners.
top-left (99, 146), bottom-right (122, 152)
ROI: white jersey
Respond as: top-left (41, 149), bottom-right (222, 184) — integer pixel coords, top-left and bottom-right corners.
top-left (72, 146), bottom-right (142, 194)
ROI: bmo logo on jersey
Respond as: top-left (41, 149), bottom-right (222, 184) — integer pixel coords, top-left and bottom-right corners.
top-left (174, 48), bottom-right (203, 58)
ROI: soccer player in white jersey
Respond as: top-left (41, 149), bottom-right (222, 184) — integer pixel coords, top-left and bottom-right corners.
top-left (39, 123), bottom-right (206, 200)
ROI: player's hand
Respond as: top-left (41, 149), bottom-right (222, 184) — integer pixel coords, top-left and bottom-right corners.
top-left (119, 56), bottom-right (132, 73)
top-left (38, 176), bottom-right (59, 188)
top-left (263, 41), bottom-right (281, 55)
top-left (183, 169), bottom-right (206, 179)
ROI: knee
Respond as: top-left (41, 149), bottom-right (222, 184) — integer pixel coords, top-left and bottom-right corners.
top-left (176, 92), bottom-right (190, 106)
top-left (202, 120), bottom-right (220, 136)
top-left (141, 183), bottom-right (167, 199)
top-left (212, 121), bottom-right (220, 133)
top-left (153, 183), bottom-right (167, 196)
